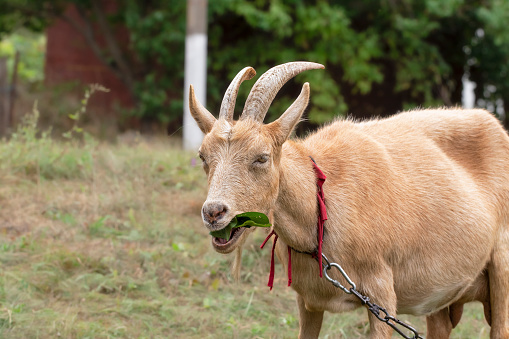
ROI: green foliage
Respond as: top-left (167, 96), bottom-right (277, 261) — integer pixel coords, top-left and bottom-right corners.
top-left (208, 0), bottom-right (370, 122)
top-left (471, 0), bottom-right (509, 117)
top-left (0, 30), bottom-right (46, 83)
top-left (209, 212), bottom-right (271, 240)
top-left (0, 0), bottom-right (53, 35)
top-left (2, 0), bottom-right (509, 127)
top-left (205, 0), bottom-right (505, 124)
top-left (122, 0), bottom-right (186, 122)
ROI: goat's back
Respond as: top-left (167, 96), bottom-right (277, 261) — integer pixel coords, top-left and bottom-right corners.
top-left (301, 108), bottom-right (509, 314)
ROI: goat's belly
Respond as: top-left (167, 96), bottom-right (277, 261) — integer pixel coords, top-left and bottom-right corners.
top-left (396, 283), bottom-right (470, 316)
top-left (391, 218), bottom-right (494, 315)
top-left (393, 252), bottom-right (488, 316)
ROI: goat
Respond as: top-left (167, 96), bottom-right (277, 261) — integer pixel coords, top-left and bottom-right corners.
top-left (189, 61), bottom-right (509, 338)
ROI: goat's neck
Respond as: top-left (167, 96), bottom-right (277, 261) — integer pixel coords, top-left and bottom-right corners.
top-left (273, 141), bottom-right (319, 252)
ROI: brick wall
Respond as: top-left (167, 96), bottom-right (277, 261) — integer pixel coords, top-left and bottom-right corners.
top-left (44, 4), bottom-right (134, 115)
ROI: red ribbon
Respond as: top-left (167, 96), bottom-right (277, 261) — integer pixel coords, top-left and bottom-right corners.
top-left (260, 230), bottom-right (278, 290)
top-left (311, 160), bottom-right (328, 277)
top-left (260, 159), bottom-right (327, 289)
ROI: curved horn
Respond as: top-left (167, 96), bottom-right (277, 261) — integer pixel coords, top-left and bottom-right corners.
top-left (189, 84), bottom-right (216, 134)
top-left (240, 61), bottom-right (324, 122)
top-left (219, 67), bottom-right (256, 121)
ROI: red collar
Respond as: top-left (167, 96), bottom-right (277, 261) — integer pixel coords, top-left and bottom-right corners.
top-left (260, 158), bottom-right (328, 290)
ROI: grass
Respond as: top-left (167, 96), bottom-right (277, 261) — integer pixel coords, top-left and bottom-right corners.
top-left (0, 112), bottom-right (491, 338)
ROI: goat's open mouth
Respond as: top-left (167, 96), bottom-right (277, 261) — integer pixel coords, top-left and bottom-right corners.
top-left (211, 226), bottom-right (247, 251)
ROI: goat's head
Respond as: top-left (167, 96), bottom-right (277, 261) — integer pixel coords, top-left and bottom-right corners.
top-left (189, 62), bottom-right (324, 253)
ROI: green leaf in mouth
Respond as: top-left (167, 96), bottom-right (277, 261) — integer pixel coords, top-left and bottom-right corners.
top-left (209, 212), bottom-right (271, 241)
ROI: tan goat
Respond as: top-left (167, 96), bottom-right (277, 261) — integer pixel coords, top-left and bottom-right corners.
top-left (189, 62), bottom-right (509, 338)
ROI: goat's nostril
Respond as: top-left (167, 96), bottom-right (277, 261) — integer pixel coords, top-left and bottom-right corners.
top-left (212, 206), bottom-right (226, 218)
top-left (203, 202), bottom-right (229, 223)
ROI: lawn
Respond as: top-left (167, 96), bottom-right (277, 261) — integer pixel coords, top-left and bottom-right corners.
top-left (0, 113), bottom-right (490, 338)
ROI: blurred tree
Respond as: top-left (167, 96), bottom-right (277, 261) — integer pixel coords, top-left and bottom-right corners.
top-left (1, 0), bottom-right (509, 129)
top-left (208, 0), bottom-right (509, 131)
top-left (0, 0), bottom-right (51, 34)
top-left (0, 0), bottom-right (186, 124)
top-left (0, 31), bottom-right (46, 83)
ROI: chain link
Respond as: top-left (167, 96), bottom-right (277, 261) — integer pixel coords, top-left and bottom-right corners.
top-left (320, 254), bottom-right (424, 339)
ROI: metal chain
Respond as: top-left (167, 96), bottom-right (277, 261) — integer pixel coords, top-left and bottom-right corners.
top-left (320, 254), bottom-right (424, 339)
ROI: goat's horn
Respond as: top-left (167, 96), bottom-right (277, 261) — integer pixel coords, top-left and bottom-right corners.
top-left (219, 67), bottom-right (256, 121)
top-left (189, 84), bottom-right (216, 133)
top-left (240, 62), bottom-right (324, 123)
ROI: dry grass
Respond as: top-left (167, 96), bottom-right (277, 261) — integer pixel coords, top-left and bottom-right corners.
top-left (0, 113), bottom-right (490, 338)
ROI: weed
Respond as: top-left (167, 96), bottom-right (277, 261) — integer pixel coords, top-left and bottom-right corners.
top-left (63, 84), bottom-right (109, 140)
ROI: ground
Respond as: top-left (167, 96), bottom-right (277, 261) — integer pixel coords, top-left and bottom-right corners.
top-left (0, 115), bottom-right (490, 338)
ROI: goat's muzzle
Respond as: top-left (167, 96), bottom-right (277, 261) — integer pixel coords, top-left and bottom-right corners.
top-left (202, 201), bottom-right (230, 229)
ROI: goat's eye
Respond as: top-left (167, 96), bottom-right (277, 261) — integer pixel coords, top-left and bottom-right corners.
top-left (198, 153), bottom-right (207, 165)
top-left (254, 154), bottom-right (269, 165)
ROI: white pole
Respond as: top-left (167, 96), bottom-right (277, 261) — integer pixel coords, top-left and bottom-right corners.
top-left (183, 0), bottom-right (208, 150)
top-left (462, 74), bottom-right (476, 109)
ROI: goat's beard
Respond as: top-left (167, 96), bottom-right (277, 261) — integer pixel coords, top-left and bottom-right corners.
top-left (230, 227), bottom-right (255, 282)
top-left (231, 210), bottom-right (274, 283)
top-left (232, 246), bottom-right (243, 282)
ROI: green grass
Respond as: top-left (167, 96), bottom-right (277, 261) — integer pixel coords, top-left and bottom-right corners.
top-left (0, 118), bottom-right (491, 338)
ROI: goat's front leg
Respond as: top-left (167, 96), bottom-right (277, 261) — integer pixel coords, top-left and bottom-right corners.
top-left (426, 307), bottom-right (454, 339)
top-left (364, 268), bottom-right (397, 339)
top-left (297, 294), bottom-right (324, 339)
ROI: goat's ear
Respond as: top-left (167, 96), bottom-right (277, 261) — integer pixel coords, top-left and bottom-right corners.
top-left (267, 83), bottom-right (310, 144)
top-left (189, 85), bottom-right (216, 134)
